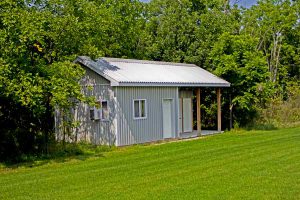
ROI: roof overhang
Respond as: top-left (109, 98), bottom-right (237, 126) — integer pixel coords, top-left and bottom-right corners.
top-left (75, 56), bottom-right (231, 88)
top-left (75, 56), bottom-right (119, 86)
top-left (114, 82), bottom-right (230, 87)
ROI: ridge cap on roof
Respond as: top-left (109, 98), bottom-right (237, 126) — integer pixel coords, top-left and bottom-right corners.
top-left (99, 57), bottom-right (197, 67)
top-left (75, 56), bottom-right (230, 87)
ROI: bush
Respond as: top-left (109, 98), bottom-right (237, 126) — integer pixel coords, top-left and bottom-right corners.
top-left (253, 83), bottom-right (300, 129)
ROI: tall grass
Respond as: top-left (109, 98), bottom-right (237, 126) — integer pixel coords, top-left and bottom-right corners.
top-left (254, 84), bottom-right (300, 129)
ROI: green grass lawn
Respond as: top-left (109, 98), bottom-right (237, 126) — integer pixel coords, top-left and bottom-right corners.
top-left (1, 128), bottom-right (300, 200)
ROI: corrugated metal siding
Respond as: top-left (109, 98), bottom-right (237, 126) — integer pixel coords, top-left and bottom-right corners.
top-left (115, 87), bottom-right (178, 146)
top-left (80, 67), bottom-right (110, 85)
top-left (97, 57), bottom-right (230, 87)
top-left (179, 90), bottom-right (193, 98)
top-left (75, 84), bottom-right (116, 145)
top-left (55, 68), bottom-right (117, 145)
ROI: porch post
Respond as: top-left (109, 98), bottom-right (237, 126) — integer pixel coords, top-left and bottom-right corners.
top-left (196, 88), bottom-right (201, 136)
top-left (217, 88), bottom-right (221, 132)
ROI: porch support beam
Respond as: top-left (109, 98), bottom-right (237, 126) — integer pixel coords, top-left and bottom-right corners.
top-left (196, 88), bottom-right (201, 136)
top-left (217, 88), bottom-right (221, 132)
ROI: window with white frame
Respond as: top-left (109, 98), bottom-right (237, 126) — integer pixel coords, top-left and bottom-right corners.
top-left (133, 99), bottom-right (147, 119)
top-left (90, 100), bottom-right (109, 121)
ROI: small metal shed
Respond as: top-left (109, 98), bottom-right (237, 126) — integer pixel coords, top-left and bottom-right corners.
top-left (56, 56), bottom-right (230, 146)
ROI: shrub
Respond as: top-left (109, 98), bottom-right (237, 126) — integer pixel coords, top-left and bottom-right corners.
top-left (253, 83), bottom-right (300, 129)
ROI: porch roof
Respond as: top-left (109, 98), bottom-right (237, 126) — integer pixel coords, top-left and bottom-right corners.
top-left (75, 56), bottom-right (230, 87)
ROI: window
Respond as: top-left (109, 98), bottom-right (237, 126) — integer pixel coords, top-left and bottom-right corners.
top-left (90, 100), bottom-right (109, 121)
top-left (133, 99), bottom-right (147, 119)
top-left (101, 101), bottom-right (109, 120)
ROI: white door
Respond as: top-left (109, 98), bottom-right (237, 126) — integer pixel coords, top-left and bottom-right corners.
top-left (183, 98), bottom-right (192, 132)
top-left (163, 99), bottom-right (173, 138)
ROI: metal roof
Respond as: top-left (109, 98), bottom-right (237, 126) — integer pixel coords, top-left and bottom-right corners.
top-left (75, 56), bottom-right (230, 87)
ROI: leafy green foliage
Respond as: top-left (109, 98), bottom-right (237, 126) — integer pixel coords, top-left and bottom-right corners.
top-left (0, 0), bottom-right (299, 160)
top-left (254, 82), bottom-right (300, 128)
top-left (209, 33), bottom-right (270, 124)
top-left (242, 0), bottom-right (299, 83)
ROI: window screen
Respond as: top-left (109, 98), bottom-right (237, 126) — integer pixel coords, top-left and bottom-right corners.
top-left (133, 99), bottom-right (147, 119)
top-left (140, 100), bottom-right (145, 118)
top-left (134, 100), bottom-right (140, 118)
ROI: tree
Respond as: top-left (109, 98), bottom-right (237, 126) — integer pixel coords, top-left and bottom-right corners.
top-left (209, 33), bottom-right (270, 125)
top-left (0, 0), bottom-right (147, 159)
top-left (0, 0), bottom-right (299, 161)
top-left (0, 0), bottom-right (86, 157)
top-left (243, 0), bottom-right (299, 83)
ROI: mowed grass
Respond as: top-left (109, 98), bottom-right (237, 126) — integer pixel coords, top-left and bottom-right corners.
top-left (1, 128), bottom-right (300, 200)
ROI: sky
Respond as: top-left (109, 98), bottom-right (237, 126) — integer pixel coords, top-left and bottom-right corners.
top-left (140, 0), bottom-right (257, 8)
top-left (232, 0), bottom-right (257, 8)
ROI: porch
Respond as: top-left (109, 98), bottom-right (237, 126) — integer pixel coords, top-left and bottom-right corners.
top-left (180, 130), bottom-right (223, 139)
top-left (177, 87), bottom-right (223, 139)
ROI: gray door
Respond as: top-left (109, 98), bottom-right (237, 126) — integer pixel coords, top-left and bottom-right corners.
top-left (183, 98), bottom-right (192, 132)
top-left (163, 99), bottom-right (173, 138)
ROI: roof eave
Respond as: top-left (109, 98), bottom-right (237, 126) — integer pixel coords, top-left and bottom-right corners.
top-left (75, 56), bottom-right (231, 88)
top-left (75, 56), bottom-right (120, 86)
top-left (117, 82), bottom-right (230, 87)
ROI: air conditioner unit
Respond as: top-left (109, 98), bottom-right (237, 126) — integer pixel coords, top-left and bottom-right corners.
top-left (94, 107), bottom-right (101, 120)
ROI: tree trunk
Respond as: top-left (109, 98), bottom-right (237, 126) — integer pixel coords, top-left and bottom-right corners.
top-left (229, 94), bottom-right (233, 130)
top-left (269, 32), bottom-right (283, 83)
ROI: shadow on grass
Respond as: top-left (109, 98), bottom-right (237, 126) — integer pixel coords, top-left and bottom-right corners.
top-left (1, 143), bottom-right (115, 170)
